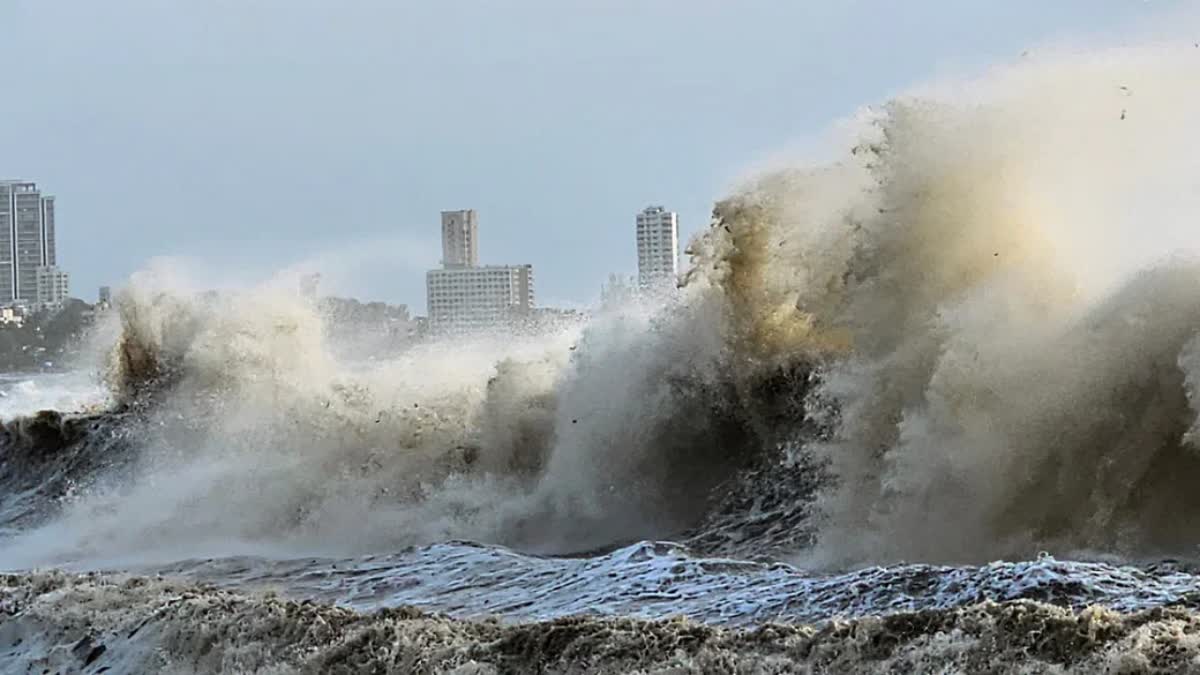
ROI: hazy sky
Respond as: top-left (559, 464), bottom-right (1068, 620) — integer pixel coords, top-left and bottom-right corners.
top-left (0, 1), bottom-right (1182, 310)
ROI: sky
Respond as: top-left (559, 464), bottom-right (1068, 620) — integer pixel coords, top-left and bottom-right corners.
top-left (0, 1), bottom-right (1186, 311)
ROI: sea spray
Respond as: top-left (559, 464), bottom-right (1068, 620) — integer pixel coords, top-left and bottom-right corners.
top-left (6, 43), bottom-right (1200, 577)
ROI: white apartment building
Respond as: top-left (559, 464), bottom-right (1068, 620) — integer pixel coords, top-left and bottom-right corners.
top-left (426, 265), bottom-right (534, 331)
top-left (636, 206), bottom-right (679, 289)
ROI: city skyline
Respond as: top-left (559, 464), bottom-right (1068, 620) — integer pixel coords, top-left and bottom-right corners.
top-left (0, 180), bottom-right (669, 315)
top-left (0, 2), bottom-right (1180, 310)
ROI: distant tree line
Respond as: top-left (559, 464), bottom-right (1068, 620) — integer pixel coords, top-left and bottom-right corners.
top-left (315, 297), bottom-right (417, 360)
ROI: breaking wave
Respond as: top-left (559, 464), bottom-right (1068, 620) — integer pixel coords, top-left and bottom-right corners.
top-left (742, 45), bottom-right (1200, 566)
top-left (6, 44), bottom-right (1200, 576)
top-left (0, 264), bottom-right (804, 567)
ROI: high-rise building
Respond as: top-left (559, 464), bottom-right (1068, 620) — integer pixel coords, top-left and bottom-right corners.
top-left (635, 206), bottom-right (679, 290)
top-left (441, 209), bottom-right (479, 268)
top-left (0, 180), bottom-right (58, 304)
top-left (425, 209), bottom-right (534, 332)
top-left (98, 286), bottom-right (112, 306)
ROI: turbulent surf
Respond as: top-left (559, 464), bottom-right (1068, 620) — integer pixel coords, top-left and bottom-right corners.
top-left (7, 44), bottom-right (1200, 673)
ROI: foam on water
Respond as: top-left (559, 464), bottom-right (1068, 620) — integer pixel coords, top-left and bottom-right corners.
top-left (6, 569), bottom-right (1200, 674)
top-left (136, 543), bottom-right (1200, 626)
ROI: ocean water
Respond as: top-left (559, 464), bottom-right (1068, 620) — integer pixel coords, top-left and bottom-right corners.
top-left (7, 44), bottom-right (1200, 673)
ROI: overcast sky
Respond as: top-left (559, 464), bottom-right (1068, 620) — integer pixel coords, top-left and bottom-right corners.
top-left (0, 1), bottom-right (1183, 310)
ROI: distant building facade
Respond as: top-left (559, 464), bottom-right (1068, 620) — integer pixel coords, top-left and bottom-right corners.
top-left (635, 206), bottom-right (679, 290)
top-left (426, 209), bottom-right (534, 332)
top-left (0, 180), bottom-right (58, 305)
top-left (0, 306), bottom-right (23, 326)
top-left (441, 209), bottom-right (479, 268)
top-left (600, 273), bottom-right (637, 306)
top-left (300, 273), bottom-right (320, 299)
top-left (427, 265), bottom-right (534, 331)
top-left (35, 266), bottom-right (69, 307)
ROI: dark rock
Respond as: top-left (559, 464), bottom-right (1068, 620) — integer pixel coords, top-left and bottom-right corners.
top-left (71, 634), bottom-right (106, 667)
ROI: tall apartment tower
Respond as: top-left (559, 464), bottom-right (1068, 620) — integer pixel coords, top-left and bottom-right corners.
top-left (441, 209), bottom-right (479, 268)
top-left (0, 180), bottom-right (59, 304)
top-left (636, 206), bottom-right (679, 289)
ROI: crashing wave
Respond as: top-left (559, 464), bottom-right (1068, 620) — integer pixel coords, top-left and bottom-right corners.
top-left (8, 45), bottom-right (1200, 572)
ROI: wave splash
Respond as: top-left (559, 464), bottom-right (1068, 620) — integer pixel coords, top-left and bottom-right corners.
top-left (2, 257), bottom-right (806, 567)
top-left (7, 45), bottom-right (1200, 569)
top-left (757, 46), bottom-right (1200, 565)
